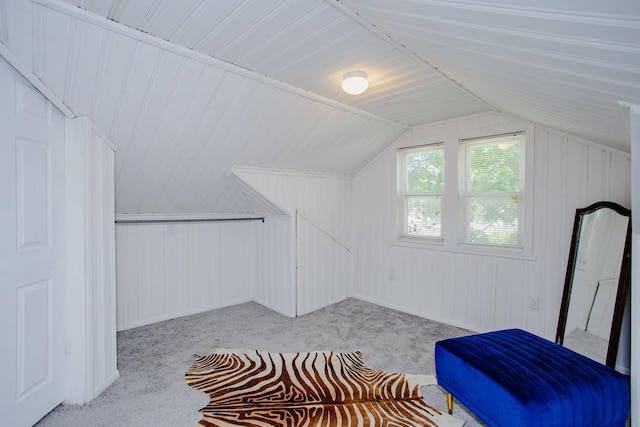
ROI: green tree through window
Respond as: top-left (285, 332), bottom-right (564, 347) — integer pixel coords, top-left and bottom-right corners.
top-left (464, 134), bottom-right (524, 247)
top-left (401, 145), bottom-right (444, 238)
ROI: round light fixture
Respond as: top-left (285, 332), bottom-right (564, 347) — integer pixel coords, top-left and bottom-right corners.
top-left (341, 70), bottom-right (368, 95)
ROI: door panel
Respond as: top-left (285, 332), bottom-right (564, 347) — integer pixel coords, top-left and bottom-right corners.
top-left (16, 279), bottom-right (51, 401)
top-left (16, 138), bottom-right (51, 250)
top-left (0, 57), bottom-right (66, 427)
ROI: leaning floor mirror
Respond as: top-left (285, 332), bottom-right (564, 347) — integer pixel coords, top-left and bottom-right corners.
top-left (556, 201), bottom-right (632, 368)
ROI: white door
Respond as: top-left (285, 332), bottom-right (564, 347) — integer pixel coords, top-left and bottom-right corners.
top-left (0, 58), bottom-right (67, 426)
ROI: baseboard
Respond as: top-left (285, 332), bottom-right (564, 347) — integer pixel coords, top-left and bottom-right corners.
top-left (116, 298), bottom-right (253, 331)
top-left (349, 293), bottom-right (486, 334)
top-left (615, 364), bottom-right (631, 376)
top-left (92, 370), bottom-right (120, 400)
top-left (62, 370), bottom-right (120, 406)
top-left (253, 298), bottom-right (296, 318)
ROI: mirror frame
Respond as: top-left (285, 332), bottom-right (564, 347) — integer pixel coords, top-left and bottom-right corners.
top-left (555, 201), bottom-right (632, 368)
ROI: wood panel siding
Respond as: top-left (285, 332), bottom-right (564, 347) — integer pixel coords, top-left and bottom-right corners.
top-left (115, 221), bottom-right (258, 330)
top-left (116, 168), bottom-right (354, 327)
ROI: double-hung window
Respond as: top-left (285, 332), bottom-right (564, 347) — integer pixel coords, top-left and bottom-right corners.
top-left (398, 131), bottom-right (527, 252)
top-left (400, 144), bottom-right (444, 239)
top-left (461, 132), bottom-right (525, 248)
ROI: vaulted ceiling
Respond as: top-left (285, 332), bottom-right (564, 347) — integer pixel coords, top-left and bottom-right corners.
top-left (2, 0), bottom-right (638, 215)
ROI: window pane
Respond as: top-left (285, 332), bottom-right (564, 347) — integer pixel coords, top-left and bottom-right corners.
top-left (406, 150), bottom-right (444, 192)
top-left (467, 195), bottom-right (521, 246)
top-left (468, 139), bottom-right (520, 192)
top-left (406, 196), bottom-right (442, 238)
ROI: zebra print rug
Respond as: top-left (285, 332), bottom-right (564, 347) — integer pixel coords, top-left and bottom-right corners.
top-left (185, 349), bottom-right (464, 426)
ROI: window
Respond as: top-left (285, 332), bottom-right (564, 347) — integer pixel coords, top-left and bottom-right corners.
top-left (400, 145), bottom-right (444, 239)
top-left (461, 133), bottom-right (525, 248)
top-left (397, 130), bottom-right (529, 253)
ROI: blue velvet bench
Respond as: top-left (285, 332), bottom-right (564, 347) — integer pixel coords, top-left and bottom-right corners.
top-left (435, 329), bottom-right (629, 427)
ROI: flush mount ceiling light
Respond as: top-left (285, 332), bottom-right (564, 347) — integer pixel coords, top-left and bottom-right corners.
top-left (341, 70), bottom-right (368, 95)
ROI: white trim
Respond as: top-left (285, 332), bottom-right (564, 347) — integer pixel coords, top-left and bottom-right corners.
top-left (114, 212), bottom-right (267, 222)
top-left (398, 144), bottom-right (445, 240)
top-left (116, 298), bottom-right (253, 331)
top-left (297, 211), bottom-right (351, 253)
top-left (232, 165), bottom-right (353, 180)
top-left (0, 42), bottom-right (76, 118)
top-left (253, 298), bottom-right (296, 319)
top-left (459, 132), bottom-right (527, 250)
top-left (90, 371), bottom-right (119, 401)
top-left (230, 168), bottom-right (293, 217)
top-left (87, 118), bottom-right (116, 152)
top-left (349, 295), bottom-right (486, 334)
top-left (395, 115), bottom-right (531, 149)
top-left (393, 121), bottom-right (535, 258)
top-left (64, 116), bottom-right (91, 404)
top-left (390, 239), bottom-right (537, 261)
top-left (33, 0), bottom-right (408, 131)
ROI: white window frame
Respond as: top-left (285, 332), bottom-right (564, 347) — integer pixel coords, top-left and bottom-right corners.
top-left (459, 132), bottom-right (526, 250)
top-left (398, 144), bottom-right (445, 241)
top-left (395, 125), bottom-right (534, 259)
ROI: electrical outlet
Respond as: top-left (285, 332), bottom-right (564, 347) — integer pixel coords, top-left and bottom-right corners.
top-left (528, 296), bottom-right (539, 310)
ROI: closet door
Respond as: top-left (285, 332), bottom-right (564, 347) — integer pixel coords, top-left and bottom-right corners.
top-left (0, 58), bottom-right (67, 426)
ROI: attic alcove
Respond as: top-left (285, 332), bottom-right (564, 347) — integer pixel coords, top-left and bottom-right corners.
top-left (114, 111), bottom-right (632, 377)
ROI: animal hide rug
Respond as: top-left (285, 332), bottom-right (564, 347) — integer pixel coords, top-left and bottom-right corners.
top-left (185, 349), bottom-right (464, 426)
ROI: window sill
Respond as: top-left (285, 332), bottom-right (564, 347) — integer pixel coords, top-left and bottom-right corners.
top-left (391, 237), bottom-right (537, 261)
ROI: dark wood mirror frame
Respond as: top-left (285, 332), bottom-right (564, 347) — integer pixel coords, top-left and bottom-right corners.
top-left (555, 201), bottom-right (632, 368)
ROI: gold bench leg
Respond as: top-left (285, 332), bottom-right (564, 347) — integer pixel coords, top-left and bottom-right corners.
top-left (447, 392), bottom-right (453, 415)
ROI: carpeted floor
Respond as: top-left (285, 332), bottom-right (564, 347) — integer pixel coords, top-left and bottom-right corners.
top-left (35, 298), bottom-right (487, 427)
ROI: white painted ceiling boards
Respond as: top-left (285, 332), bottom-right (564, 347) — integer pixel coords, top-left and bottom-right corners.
top-left (1, 0), bottom-right (638, 215)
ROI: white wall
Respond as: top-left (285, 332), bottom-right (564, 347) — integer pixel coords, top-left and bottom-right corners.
top-left (114, 112), bottom-right (631, 371)
top-left (116, 166), bottom-right (354, 327)
top-left (233, 167), bottom-right (352, 240)
top-left (352, 112), bottom-right (631, 345)
top-left (65, 117), bottom-right (119, 402)
top-left (234, 167), bottom-right (353, 316)
top-left (115, 220), bottom-right (259, 330)
top-left (296, 212), bottom-right (351, 316)
top-left (253, 215), bottom-right (294, 317)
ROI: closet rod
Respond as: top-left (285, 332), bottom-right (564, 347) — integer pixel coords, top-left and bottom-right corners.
top-left (115, 217), bottom-right (265, 224)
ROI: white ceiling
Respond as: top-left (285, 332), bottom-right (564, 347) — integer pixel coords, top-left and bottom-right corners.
top-left (1, 0), bottom-right (638, 215)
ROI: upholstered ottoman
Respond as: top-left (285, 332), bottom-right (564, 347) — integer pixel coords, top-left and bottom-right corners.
top-left (435, 329), bottom-right (629, 427)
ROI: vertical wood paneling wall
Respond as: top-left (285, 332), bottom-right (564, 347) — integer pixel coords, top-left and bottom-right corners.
top-left (65, 116), bottom-right (119, 403)
top-left (296, 212), bottom-right (351, 316)
top-left (88, 127), bottom-right (118, 398)
top-left (114, 112), bottom-right (630, 371)
top-left (234, 167), bottom-right (353, 316)
top-left (116, 166), bottom-right (353, 328)
top-left (115, 221), bottom-right (259, 330)
top-left (352, 112), bottom-right (631, 345)
top-left (233, 167), bottom-right (352, 241)
top-left (253, 216), bottom-right (295, 317)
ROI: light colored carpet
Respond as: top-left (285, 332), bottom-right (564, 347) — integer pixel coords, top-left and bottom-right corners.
top-left (35, 298), bottom-right (487, 427)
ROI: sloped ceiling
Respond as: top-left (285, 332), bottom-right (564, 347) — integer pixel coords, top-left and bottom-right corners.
top-left (343, 0), bottom-right (640, 149)
top-left (1, 0), bottom-right (638, 215)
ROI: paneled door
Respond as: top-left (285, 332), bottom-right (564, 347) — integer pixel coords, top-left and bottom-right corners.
top-left (0, 58), bottom-right (67, 425)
